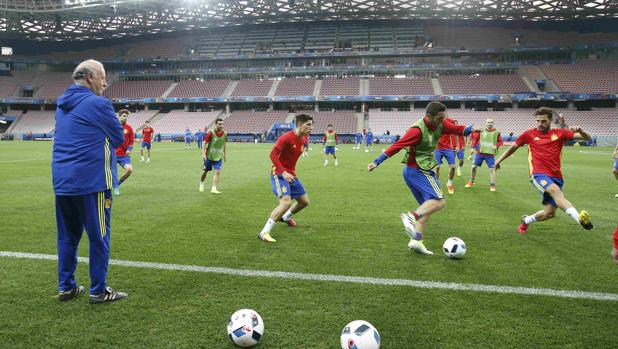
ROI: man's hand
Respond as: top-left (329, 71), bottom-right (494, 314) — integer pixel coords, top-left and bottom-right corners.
top-left (367, 163), bottom-right (377, 171)
top-left (495, 162), bottom-right (501, 170)
top-left (569, 126), bottom-right (583, 133)
top-left (282, 171), bottom-right (295, 182)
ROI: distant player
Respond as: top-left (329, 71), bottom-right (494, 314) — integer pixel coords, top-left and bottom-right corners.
top-left (113, 109), bottom-right (134, 196)
top-left (259, 114), bottom-right (313, 243)
top-left (494, 107), bottom-right (593, 234)
top-left (199, 119), bottom-right (227, 194)
top-left (323, 124), bottom-right (339, 166)
top-left (455, 133), bottom-right (466, 176)
top-left (354, 130), bottom-right (363, 150)
top-left (434, 123), bottom-right (457, 194)
top-left (184, 128), bottom-right (192, 150)
top-left (365, 128), bottom-right (374, 152)
top-left (613, 141), bottom-right (618, 198)
top-left (465, 118), bottom-right (503, 192)
top-left (140, 120), bottom-right (154, 163)
top-left (368, 102), bottom-right (473, 255)
top-left (195, 129), bottom-right (205, 149)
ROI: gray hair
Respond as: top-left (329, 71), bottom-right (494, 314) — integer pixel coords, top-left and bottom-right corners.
top-left (72, 59), bottom-right (103, 81)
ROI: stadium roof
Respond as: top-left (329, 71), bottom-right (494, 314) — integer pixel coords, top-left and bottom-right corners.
top-left (1, 0), bottom-right (617, 41)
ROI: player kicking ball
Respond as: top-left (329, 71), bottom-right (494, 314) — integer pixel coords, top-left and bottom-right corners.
top-left (259, 114), bottom-right (313, 243)
top-left (494, 108), bottom-right (593, 234)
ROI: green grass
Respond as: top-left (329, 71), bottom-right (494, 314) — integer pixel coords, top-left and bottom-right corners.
top-left (1, 141), bottom-right (617, 348)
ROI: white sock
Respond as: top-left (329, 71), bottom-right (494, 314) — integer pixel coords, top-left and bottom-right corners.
top-left (524, 215), bottom-right (537, 225)
top-left (260, 218), bottom-right (276, 235)
top-left (282, 210), bottom-right (293, 222)
top-left (447, 179), bottom-right (453, 185)
top-left (565, 207), bottom-right (580, 223)
top-left (141, 156), bottom-right (144, 161)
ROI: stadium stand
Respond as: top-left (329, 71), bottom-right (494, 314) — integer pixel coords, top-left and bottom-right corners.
top-left (168, 79), bottom-right (231, 98)
top-left (125, 37), bottom-right (191, 59)
top-left (103, 80), bottom-right (173, 99)
top-left (274, 77), bottom-right (316, 96)
top-left (438, 73), bottom-right (530, 94)
top-left (11, 110), bottom-right (56, 135)
top-left (369, 76), bottom-right (434, 95)
top-left (150, 110), bottom-right (223, 134)
top-left (0, 75), bottom-right (18, 97)
top-left (537, 60), bottom-right (618, 93)
top-left (320, 77), bottom-right (360, 96)
top-left (125, 110), bottom-right (159, 131)
top-left (223, 110), bottom-right (287, 133)
top-left (302, 110), bottom-right (357, 134)
top-left (32, 72), bottom-right (73, 99)
top-left (231, 79), bottom-right (274, 97)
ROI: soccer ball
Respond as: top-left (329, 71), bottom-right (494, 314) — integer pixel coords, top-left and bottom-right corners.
top-left (227, 309), bottom-right (264, 347)
top-left (443, 237), bottom-right (467, 259)
top-left (340, 320), bottom-right (381, 349)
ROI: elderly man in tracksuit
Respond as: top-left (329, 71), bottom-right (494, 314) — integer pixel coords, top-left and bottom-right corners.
top-left (52, 59), bottom-right (128, 304)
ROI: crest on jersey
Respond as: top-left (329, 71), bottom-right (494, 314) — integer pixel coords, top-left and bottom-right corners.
top-left (105, 198), bottom-right (112, 209)
top-left (540, 179), bottom-right (547, 186)
top-left (551, 134), bottom-right (559, 141)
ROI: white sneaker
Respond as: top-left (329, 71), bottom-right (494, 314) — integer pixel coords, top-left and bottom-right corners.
top-left (323, 160), bottom-right (328, 167)
top-left (400, 212), bottom-right (419, 239)
top-left (145, 158), bottom-right (150, 163)
top-left (335, 160), bottom-right (338, 166)
top-left (615, 193), bottom-right (618, 198)
top-left (211, 188), bottom-right (221, 194)
top-left (199, 184), bottom-right (204, 192)
top-left (407, 239), bottom-right (434, 255)
top-left (139, 158), bottom-right (144, 163)
top-left (456, 167), bottom-right (462, 176)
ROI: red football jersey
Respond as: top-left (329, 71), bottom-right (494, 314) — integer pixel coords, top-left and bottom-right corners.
top-left (270, 130), bottom-right (308, 177)
top-left (142, 127), bottom-right (154, 142)
top-left (515, 128), bottom-right (574, 179)
top-left (436, 134), bottom-right (457, 150)
top-left (115, 123), bottom-right (134, 156)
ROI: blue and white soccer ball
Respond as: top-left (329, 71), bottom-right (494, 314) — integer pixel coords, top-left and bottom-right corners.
top-left (443, 237), bottom-right (467, 259)
top-left (340, 320), bottom-right (381, 349)
top-left (227, 309), bottom-right (264, 347)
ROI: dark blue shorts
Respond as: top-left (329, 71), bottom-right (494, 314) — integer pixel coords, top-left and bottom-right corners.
top-left (530, 174), bottom-right (563, 208)
top-left (435, 149), bottom-right (456, 166)
top-left (403, 166), bottom-right (444, 205)
top-left (271, 175), bottom-right (306, 199)
top-left (116, 155), bottom-right (131, 168)
top-left (456, 150), bottom-right (465, 160)
top-left (365, 139), bottom-right (373, 146)
top-left (203, 159), bottom-right (222, 171)
top-left (324, 146), bottom-right (336, 155)
top-left (473, 154), bottom-right (495, 168)
top-left (141, 141), bottom-right (151, 150)
top-left (355, 137), bottom-right (362, 144)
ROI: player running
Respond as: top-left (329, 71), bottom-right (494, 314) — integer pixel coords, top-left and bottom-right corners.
top-left (455, 133), bottom-right (466, 176)
top-left (140, 120), bottom-right (154, 163)
top-left (113, 109), bottom-right (134, 196)
top-left (184, 128), bottom-right (192, 150)
top-left (259, 114), bottom-right (313, 243)
top-left (365, 128), bottom-right (374, 152)
top-left (368, 102), bottom-right (473, 255)
top-left (434, 123), bottom-right (457, 194)
top-left (465, 118), bottom-right (503, 191)
top-left (494, 107), bottom-right (593, 234)
top-left (199, 119), bottom-right (227, 194)
top-left (323, 124), bottom-right (339, 166)
top-left (354, 130), bottom-right (363, 150)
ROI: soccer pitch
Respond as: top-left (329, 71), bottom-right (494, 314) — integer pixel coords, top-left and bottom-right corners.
top-left (1, 141), bottom-right (617, 348)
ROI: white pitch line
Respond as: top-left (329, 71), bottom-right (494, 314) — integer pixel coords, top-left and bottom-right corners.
top-left (2, 250), bottom-right (617, 302)
top-left (0, 158), bottom-right (49, 163)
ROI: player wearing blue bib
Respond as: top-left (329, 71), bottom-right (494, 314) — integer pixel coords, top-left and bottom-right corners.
top-left (354, 131), bottom-right (363, 150)
top-left (365, 129), bottom-right (374, 152)
top-left (184, 128), bottom-right (192, 150)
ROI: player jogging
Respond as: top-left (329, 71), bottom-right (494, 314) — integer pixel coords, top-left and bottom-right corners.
top-left (140, 120), bottom-right (154, 163)
top-left (368, 101), bottom-right (473, 255)
top-left (365, 128), bottom-right (374, 152)
top-left (465, 118), bottom-right (503, 192)
top-left (455, 134), bottom-right (466, 176)
top-left (259, 114), bottom-right (313, 243)
top-left (184, 128), bottom-right (192, 150)
top-left (434, 122), bottom-right (457, 194)
top-left (323, 124), bottom-right (339, 166)
top-left (195, 129), bottom-right (205, 149)
top-left (113, 109), bottom-right (134, 196)
top-left (354, 130), bottom-right (363, 150)
top-left (199, 119), bottom-right (227, 194)
top-left (494, 107), bottom-right (593, 234)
